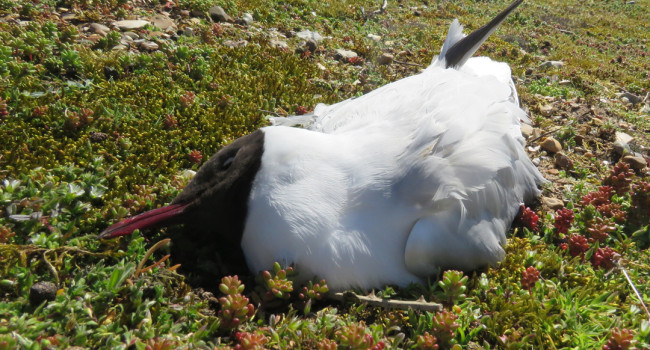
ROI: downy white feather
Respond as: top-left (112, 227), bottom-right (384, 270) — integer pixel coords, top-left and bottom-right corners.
top-left (245, 1), bottom-right (543, 290)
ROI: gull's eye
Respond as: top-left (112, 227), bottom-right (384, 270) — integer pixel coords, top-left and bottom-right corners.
top-left (221, 148), bottom-right (239, 169)
top-left (223, 155), bottom-right (235, 168)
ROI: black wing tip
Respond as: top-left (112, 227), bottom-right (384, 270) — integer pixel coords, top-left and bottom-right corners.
top-left (444, 0), bottom-right (524, 68)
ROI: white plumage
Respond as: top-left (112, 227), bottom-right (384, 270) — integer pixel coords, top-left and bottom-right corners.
top-left (243, 2), bottom-right (544, 290)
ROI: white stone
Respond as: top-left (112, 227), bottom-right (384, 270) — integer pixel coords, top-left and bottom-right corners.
top-left (367, 34), bottom-right (381, 42)
top-left (335, 49), bottom-right (357, 60)
top-left (539, 61), bottom-right (564, 69)
top-left (113, 20), bottom-right (150, 31)
top-left (296, 30), bottom-right (323, 43)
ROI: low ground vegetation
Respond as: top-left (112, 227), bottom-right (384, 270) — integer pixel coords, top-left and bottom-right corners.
top-left (0, 0), bottom-right (648, 348)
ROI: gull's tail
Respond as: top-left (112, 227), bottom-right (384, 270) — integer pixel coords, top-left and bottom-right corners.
top-left (436, 0), bottom-right (524, 69)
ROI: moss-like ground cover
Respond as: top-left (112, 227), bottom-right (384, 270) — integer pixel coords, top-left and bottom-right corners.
top-left (0, 0), bottom-right (648, 348)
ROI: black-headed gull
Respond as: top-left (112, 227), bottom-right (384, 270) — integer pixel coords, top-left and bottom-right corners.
top-left (100, 0), bottom-right (544, 290)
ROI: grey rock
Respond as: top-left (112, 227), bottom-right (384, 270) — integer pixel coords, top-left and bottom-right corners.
top-left (623, 155), bottom-right (647, 170)
top-left (615, 131), bottom-right (634, 145)
top-left (89, 23), bottom-right (110, 35)
top-left (181, 27), bottom-right (194, 36)
top-left (539, 60), bottom-right (565, 69)
top-left (224, 40), bottom-right (248, 48)
top-left (29, 281), bottom-right (57, 306)
top-left (122, 31), bottom-right (139, 40)
top-left (520, 123), bottom-right (534, 139)
top-left (112, 44), bottom-right (128, 51)
top-left (335, 48), bottom-right (357, 60)
top-left (554, 152), bottom-right (573, 170)
top-left (377, 53), bottom-right (393, 65)
top-left (296, 30), bottom-right (323, 43)
top-left (241, 13), bottom-right (254, 25)
top-left (540, 137), bottom-right (562, 153)
top-left (86, 34), bottom-right (103, 43)
top-left (89, 131), bottom-right (109, 142)
top-left (113, 19), bottom-right (150, 31)
top-left (617, 92), bottom-right (641, 104)
top-left (304, 39), bottom-right (318, 52)
top-left (612, 141), bottom-right (631, 156)
top-left (640, 104), bottom-right (650, 114)
top-left (151, 14), bottom-right (176, 31)
top-left (138, 41), bottom-right (159, 51)
top-left (209, 6), bottom-right (232, 22)
top-left (367, 34), bottom-right (381, 42)
top-left (269, 39), bottom-right (288, 49)
top-left (62, 12), bottom-right (76, 21)
top-left (542, 197), bottom-right (564, 210)
top-left (539, 104), bottom-right (554, 116)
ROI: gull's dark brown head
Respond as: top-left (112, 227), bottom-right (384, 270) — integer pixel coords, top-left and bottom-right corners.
top-left (99, 129), bottom-right (265, 242)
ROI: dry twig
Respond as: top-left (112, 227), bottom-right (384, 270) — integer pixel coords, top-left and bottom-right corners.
top-left (135, 238), bottom-right (171, 277)
top-left (329, 291), bottom-right (442, 312)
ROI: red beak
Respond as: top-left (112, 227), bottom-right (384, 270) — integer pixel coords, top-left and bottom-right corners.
top-left (98, 203), bottom-right (190, 239)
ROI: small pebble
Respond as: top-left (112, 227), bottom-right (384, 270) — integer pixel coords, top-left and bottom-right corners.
top-left (139, 41), bottom-right (159, 51)
top-left (539, 60), bottom-right (564, 69)
top-left (269, 39), bottom-right (288, 49)
top-left (622, 155), bottom-right (647, 170)
top-left (89, 131), bottom-right (109, 142)
top-left (615, 131), bottom-right (634, 144)
top-left (112, 44), bottom-right (128, 51)
top-left (113, 19), bottom-right (150, 31)
top-left (377, 53), bottom-right (393, 65)
top-left (224, 40), bottom-right (248, 48)
top-left (367, 34), bottom-right (381, 42)
top-left (241, 13), bottom-right (254, 26)
top-left (542, 197), bottom-right (564, 210)
top-left (554, 152), bottom-right (573, 170)
top-left (520, 123), bottom-right (534, 139)
top-left (150, 14), bottom-right (176, 31)
top-left (295, 30), bottom-right (323, 43)
top-left (29, 281), bottom-right (57, 307)
top-left (123, 32), bottom-right (139, 40)
top-left (612, 141), bottom-right (631, 157)
top-left (89, 23), bottom-right (110, 35)
top-left (540, 137), bottom-right (562, 153)
top-left (335, 49), bottom-right (357, 60)
top-left (62, 13), bottom-right (76, 21)
top-left (304, 39), bottom-right (318, 52)
top-left (209, 6), bottom-right (232, 22)
top-left (539, 104), bottom-right (554, 116)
